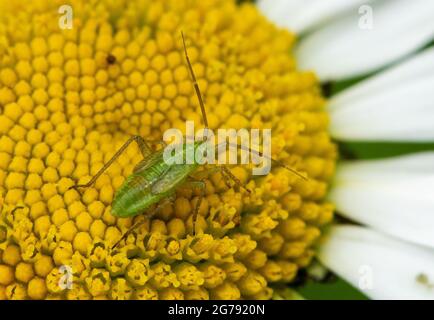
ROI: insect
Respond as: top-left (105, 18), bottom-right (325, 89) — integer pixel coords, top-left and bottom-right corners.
top-left (70, 32), bottom-right (306, 248)
top-left (106, 54), bottom-right (116, 65)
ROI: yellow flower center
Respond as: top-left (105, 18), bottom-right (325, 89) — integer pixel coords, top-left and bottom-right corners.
top-left (0, 0), bottom-right (337, 300)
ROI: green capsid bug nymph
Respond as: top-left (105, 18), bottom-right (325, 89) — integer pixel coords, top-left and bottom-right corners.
top-left (69, 32), bottom-right (307, 247)
top-left (110, 141), bottom-right (203, 219)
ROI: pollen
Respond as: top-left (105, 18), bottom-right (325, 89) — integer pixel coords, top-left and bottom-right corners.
top-left (0, 0), bottom-right (336, 300)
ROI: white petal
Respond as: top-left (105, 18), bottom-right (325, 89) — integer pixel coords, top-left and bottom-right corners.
top-left (318, 225), bottom-right (434, 300)
top-left (329, 47), bottom-right (434, 141)
top-left (296, 0), bottom-right (434, 81)
top-left (257, 0), bottom-right (371, 34)
top-left (329, 153), bottom-right (434, 249)
top-left (330, 47), bottom-right (434, 110)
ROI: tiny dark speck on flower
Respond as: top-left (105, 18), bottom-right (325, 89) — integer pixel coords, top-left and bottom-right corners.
top-left (106, 54), bottom-right (116, 64)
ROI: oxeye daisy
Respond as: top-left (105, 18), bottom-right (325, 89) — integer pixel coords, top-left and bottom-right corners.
top-left (259, 0), bottom-right (434, 299)
top-left (0, 0), bottom-right (431, 301)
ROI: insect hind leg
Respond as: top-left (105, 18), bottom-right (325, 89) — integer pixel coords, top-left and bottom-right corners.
top-left (69, 135), bottom-right (152, 192)
top-left (10, 206), bottom-right (25, 214)
top-left (185, 167), bottom-right (247, 233)
top-left (183, 179), bottom-right (207, 236)
top-left (111, 219), bottom-right (144, 250)
top-left (111, 195), bottom-right (175, 250)
top-left (220, 166), bottom-right (251, 194)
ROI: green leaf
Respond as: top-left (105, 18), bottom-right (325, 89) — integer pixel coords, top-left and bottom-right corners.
top-left (339, 142), bottom-right (434, 160)
top-left (298, 276), bottom-right (369, 300)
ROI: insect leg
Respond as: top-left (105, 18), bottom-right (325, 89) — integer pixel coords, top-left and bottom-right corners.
top-left (143, 139), bottom-right (167, 149)
top-left (188, 166), bottom-right (235, 190)
top-left (69, 135), bottom-right (152, 191)
top-left (186, 167), bottom-right (246, 232)
top-left (183, 179), bottom-right (206, 235)
top-left (111, 219), bottom-right (144, 250)
top-left (220, 166), bottom-right (251, 194)
top-left (214, 141), bottom-right (307, 181)
top-left (111, 195), bottom-right (175, 250)
top-left (11, 206), bottom-right (25, 215)
top-left (189, 166), bottom-right (248, 192)
top-left (217, 167), bottom-right (247, 226)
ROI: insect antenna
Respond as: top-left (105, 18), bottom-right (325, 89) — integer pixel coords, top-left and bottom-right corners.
top-left (181, 32), bottom-right (209, 133)
top-left (180, 33), bottom-right (304, 180)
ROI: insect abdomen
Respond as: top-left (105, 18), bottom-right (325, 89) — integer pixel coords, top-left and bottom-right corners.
top-left (111, 160), bottom-right (170, 218)
top-left (110, 144), bottom-right (200, 218)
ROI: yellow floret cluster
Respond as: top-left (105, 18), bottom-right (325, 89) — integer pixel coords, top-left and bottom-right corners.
top-left (0, 0), bottom-right (337, 299)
